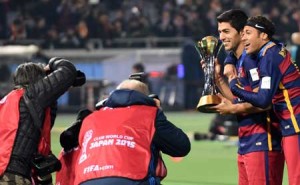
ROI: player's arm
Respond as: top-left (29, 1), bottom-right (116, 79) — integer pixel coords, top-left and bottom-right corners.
top-left (231, 102), bottom-right (270, 114)
top-left (215, 75), bottom-right (235, 101)
top-left (211, 93), bottom-right (270, 114)
top-left (211, 60), bottom-right (236, 101)
top-left (229, 53), bottom-right (282, 108)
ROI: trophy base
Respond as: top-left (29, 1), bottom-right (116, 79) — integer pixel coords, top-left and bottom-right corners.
top-left (197, 95), bottom-right (221, 113)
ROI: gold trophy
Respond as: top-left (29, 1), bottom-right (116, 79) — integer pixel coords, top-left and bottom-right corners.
top-left (195, 36), bottom-right (222, 113)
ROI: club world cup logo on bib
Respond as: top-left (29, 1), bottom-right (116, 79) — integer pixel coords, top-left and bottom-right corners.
top-left (195, 36), bottom-right (222, 113)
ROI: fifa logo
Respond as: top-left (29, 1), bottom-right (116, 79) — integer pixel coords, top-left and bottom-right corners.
top-left (79, 129), bottom-right (93, 164)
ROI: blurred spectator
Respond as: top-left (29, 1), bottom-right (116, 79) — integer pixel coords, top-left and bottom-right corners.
top-left (75, 20), bottom-right (89, 48)
top-left (0, 1), bottom-right (9, 39)
top-left (152, 10), bottom-right (176, 47)
top-left (43, 25), bottom-right (61, 49)
top-left (291, 32), bottom-right (300, 67)
top-left (0, 0), bottom-right (300, 48)
top-left (153, 10), bottom-right (176, 38)
top-left (96, 13), bottom-right (114, 47)
top-left (9, 18), bottom-right (26, 41)
top-left (292, 8), bottom-right (300, 33)
top-left (0, 63), bottom-right (12, 99)
top-left (206, 0), bottom-right (223, 36)
top-left (0, 64), bottom-right (10, 82)
top-left (27, 17), bottom-right (48, 39)
top-left (173, 13), bottom-right (191, 37)
top-left (186, 10), bottom-right (210, 41)
top-left (127, 13), bottom-right (151, 47)
top-left (132, 62), bottom-right (145, 74)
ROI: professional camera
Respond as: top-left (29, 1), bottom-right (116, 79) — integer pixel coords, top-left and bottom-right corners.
top-left (32, 153), bottom-right (61, 177)
top-left (129, 72), bottom-right (147, 83)
top-left (60, 109), bottom-right (92, 151)
top-left (129, 72), bottom-right (159, 100)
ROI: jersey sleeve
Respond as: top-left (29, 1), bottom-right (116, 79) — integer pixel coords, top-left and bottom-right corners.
top-left (230, 50), bottom-right (284, 108)
top-left (244, 57), bottom-right (260, 89)
top-left (224, 52), bottom-right (236, 65)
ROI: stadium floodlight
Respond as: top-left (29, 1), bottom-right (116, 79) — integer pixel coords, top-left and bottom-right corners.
top-left (0, 45), bottom-right (39, 57)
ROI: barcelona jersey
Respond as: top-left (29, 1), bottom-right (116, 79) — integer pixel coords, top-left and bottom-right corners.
top-left (230, 42), bottom-right (300, 136)
top-left (225, 51), bottom-right (282, 154)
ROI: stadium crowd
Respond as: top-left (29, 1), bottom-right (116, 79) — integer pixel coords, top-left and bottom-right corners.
top-left (0, 0), bottom-right (299, 49)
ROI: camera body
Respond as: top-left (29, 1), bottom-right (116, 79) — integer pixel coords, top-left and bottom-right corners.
top-left (129, 72), bottom-right (147, 83)
top-left (149, 93), bottom-right (159, 100)
top-left (32, 153), bottom-right (62, 177)
top-left (60, 120), bottom-right (81, 151)
top-left (60, 109), bottom-right (92, 151)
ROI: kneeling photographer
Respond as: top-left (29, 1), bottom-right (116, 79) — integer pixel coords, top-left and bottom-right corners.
top-left (0, 57), bottom-right (85, 184)
top-left (57, 72), bottom-right (190, 185)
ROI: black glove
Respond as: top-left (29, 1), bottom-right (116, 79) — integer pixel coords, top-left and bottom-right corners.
top-left (60, 109), bottom-right (92, 151)
top-left (73, 70), bottom-right (86, 87)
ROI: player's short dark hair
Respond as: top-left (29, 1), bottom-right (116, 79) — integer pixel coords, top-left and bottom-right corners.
top-left (246, 15), bottom-right (275, 39)
top-left (217, 9), bottom-right (248, 32)
top-left (13, 62), bottom-right (46, 88)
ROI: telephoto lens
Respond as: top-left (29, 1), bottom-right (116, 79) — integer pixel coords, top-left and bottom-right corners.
top-left (60, 109), bottom-right (92, 151)
top-left (60, 121), bottom-right (81, 151)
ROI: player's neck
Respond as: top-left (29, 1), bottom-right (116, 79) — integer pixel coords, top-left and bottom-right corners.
top-left (233, 42), bottom-right (244, 59)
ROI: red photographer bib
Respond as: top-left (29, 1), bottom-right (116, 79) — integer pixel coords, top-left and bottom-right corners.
top-left (74, 105), bottom-right (158, 184)
top-left (0, 89), bottom-right (51, 175)
top-left (56, 147), bottom-right (80, 185)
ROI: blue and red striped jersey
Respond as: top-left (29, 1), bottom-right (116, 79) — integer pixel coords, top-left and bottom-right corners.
top-left (230, 42), bottom-right (300, 136)
top-left (225, 51), bottom-right (282, 154)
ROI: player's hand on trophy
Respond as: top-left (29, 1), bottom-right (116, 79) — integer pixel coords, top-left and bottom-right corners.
top-left (210, 93), bottom-right (234, 114)
top-left (200, 59), bottom-right (207, 74)
top-left (214, 59), bottom-right (222, 81)
top-left (224, 64), bottom-right (237, 82)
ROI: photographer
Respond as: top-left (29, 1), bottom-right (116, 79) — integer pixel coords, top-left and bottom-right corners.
top-left (0, 58), bottom-right (85, 184)
top-left (56, 109), bottom-right (92, 185)
top-left (57, 76), bottom-right (190, 185)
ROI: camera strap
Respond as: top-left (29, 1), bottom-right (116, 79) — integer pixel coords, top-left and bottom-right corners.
top-left (23, 94), bottom-right (42, 131)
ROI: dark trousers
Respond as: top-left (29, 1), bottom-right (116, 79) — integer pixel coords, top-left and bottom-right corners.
top-left (0, 172), bottom-right (31, 185)
top-left (81, 177), bottom-right (160, 185)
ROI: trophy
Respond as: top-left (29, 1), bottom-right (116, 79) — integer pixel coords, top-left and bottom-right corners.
top-left (195, 36), bottom-right (222, 113)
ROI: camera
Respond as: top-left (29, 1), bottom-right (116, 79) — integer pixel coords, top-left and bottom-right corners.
top-left (149, 94), bottom-right (159, 100)
top-left (60, 109), bottom-right (92, 151)
top-left (60, 120), bottom-right (81, 151)
top-left (32, 153), bottom-right (62, 177)
top-left (129, 72), bottom-right (147, 83)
